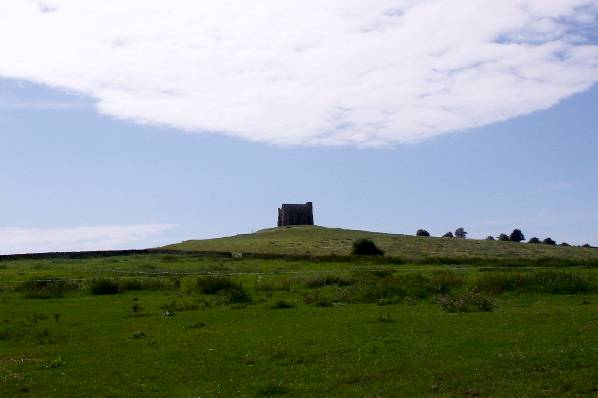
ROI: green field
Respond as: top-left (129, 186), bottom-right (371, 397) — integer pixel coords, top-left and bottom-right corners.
top-left (2, 227), bottom-right (598, 397)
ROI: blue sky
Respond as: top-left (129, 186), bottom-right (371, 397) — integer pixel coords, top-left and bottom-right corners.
top-left (1, 78), bottom-right (597, 253)
top-left (0, 1), bottom-right (597, 253)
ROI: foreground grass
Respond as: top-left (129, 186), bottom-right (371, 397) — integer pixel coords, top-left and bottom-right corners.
top-left (164, 225), bottom-right (598, 261)
top-left (1, 253), bottom-right (598, 397)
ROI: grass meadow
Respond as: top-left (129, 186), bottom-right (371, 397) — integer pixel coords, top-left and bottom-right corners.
top-left (1, 246), bottom-right (598, 397)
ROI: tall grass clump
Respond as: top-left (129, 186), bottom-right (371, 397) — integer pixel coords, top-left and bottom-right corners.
top-left (16, 279), bottom-right (80, 299)
top-left (430, 270), bottom-right (464, 294)
top-left (89, 278), bottom-right (120, 295)
top-left (473, 271), bottom-right (592, 294)
top-left (195, 275), bottom-right (251, 304)
top-left (255, 277), bottom-right (293, 292)
top-left (118, 277), bottom-right (175, 292)
top-left (303, 273), bottom-right (355, 288)
top-left (437, 292), bottom-right (495, 313)
top-left (196, 275), bottom-right (239, 294)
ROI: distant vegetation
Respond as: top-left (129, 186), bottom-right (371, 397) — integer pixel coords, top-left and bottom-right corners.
top-left (351, 238), bottom-right (384, 256)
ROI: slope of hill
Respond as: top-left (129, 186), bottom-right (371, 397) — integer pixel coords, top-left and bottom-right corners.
top-left (164, 225), bottom-right (598, 261)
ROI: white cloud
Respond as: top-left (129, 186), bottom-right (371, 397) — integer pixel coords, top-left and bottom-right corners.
top-left (0, 1), bottom-right (596, 146)
top-left (0, 225), bottom-right (174, 254)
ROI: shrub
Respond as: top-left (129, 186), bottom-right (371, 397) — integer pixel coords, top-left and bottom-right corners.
top-left (543, 237), bottom-right (556, 245)
top-left (430, 270), bottom-right (464, 294)
top-left (473, 271), bottom-right (592, 295)
top-left (473, 272), bottom-right (527, 294)
top-left (255, 277), bottom-right (292, 292)
top-left (442, 232), bottom-right (454, 238)
top-left (304, 273), bottom-right (354, 288)
top-left (485, 236), bottom-right (495, 241)
top-left (416, 229), bottom-right (430, 237)
top-left (394, 273), bottom-right (435, 298)
top-left (16, 279), bottom-right (80, 299)
top-left (160, 299), bottom-right (200, 312)
top-left (196, 275), bottom-right (239, 294)
top-left (438, 292), bottom-right (494, 313)
top-left (351, 238), bottom-right (384, 256)
top-left (455, 227), bottom-right (467, 239)
top-left (531, 271), bottom-right (590, 294)
top-left (216, 286), bottom-right (251, 304)
top-left (510, 229), bottom-right (525, 242)
top-left (89, 278), bottom-right (120, 295)
top-left (119, 278), bottom-right (174, 292)
top-left (341, 277), bottom-right (405, 304)
top-left (303, 290), bottom-right (334, 307)
top-left (270, 300), bottom-right (295, 309)
top-left (560, 242), bottom-right (570, 247)
top-left (528, 237), bottom-right (541, 244)
top-left (498, 234), bottom-right (510, 241)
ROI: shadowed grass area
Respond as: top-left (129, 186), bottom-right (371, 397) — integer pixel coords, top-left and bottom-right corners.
top-left (163, 225), bottom-right (598, 261)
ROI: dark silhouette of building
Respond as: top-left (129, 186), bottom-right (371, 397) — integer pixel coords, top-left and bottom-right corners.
top-left (277, 202), bottom-right (314, 227)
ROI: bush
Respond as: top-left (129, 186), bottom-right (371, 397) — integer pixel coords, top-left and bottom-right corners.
top-left (560, 242), bottom-right (570, 247)
top-left (119, 278), bottom-right (174, 292)
top-left (89, 278), bottom-right (120, 295)
top-left (304, 274), bottom-right (354, 288)
top-left (303, 290), bottom-right (334, 307)
top-left (543, 237), bottom-right (556, 245)
top-left (485, 236), bottom-right (495, 241)
top-left (498, 234), bottom-right (510, 241)
top-left (442, 232), bottom-right (454, 238)
top-left (437, 292), bottom-right (494, 313)
top-left (510, 229), bottom-right (525, 242)
top-left (255, 277), bottom-right (292, 292)
top-left (196, 275), bottom-right (239, 294)
top-left (473, 271), bottom-right (592, 295)
top-left (416, 229), bottom-right (430, 237)
top-left (16, 279), bottom-right (80, 299)
top-left (351, 238), bottom-right (384, 256)
top-left (216, 287), bottom-right (252, 304)
top-left (270, 300), bottom-right (295, 309)
top-left (430, 270), bottom-right (464, 294)
top-left (455, 227), bottom-right (467, 239)
top-left (528, 237), bottom-right (541, 244)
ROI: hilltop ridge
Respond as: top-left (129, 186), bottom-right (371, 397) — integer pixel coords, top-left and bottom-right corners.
top-left (163, 225), bottom-right (597, 261)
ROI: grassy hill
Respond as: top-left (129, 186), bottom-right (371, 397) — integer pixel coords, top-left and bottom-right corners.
top-left (2, 227), bottom-right (598, 396)
top-left (164, 225), bottom-right (598, 261)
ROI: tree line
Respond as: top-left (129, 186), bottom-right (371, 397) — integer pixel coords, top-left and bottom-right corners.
top-left (415, 228), bottom-right (593, 248)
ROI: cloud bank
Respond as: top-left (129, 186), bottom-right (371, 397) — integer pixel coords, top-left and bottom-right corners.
top-left (0, 225), bottom-right (174, 254)
top-left (0, 0), bottom-right (597, 146)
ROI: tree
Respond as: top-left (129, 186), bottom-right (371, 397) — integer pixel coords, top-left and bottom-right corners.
top-left (416, 229), bottom-right (430, 237)
top-left (528, 237), bottom-right (541, 244)
top-left (442, 232), bottom-right (454, 238)
top-left (542, 237), bottom-right (556, 245)
top-left (455, 227), bottom-right (467, 239)
top-left (560, 242), bottom-right (570, 247)
top-left (498, 233), bottom-right (509, 241)
top-left (509, 229), bottom-right (525, 242)
top-left (485, 236), bottom-right (495, 241)
top-left (351, 238), bottom-right (384, 256)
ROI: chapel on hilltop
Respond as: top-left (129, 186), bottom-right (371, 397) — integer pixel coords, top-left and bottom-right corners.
top-left (277, 202), bottom-right (314, 227)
